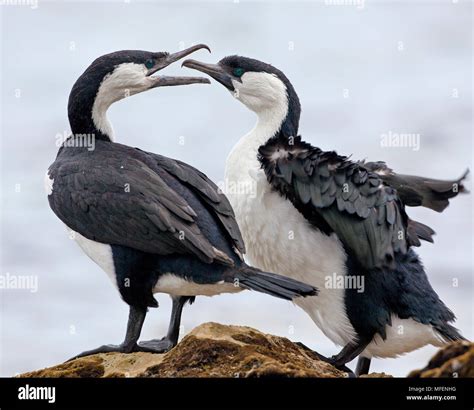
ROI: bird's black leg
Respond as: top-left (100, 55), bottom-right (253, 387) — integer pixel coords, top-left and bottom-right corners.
top-left (68, 305), bottom-right (147, 361)
top-left (355, 356), bottom-right (371, 376)
top-left (295, 342), bottom-right (355, 376)
top-left (297, 338), bottom-right (371, 377)
top-left (326, 339), bottom-right (371, 377)
top-left (138, 296), bottom-right (193, 353)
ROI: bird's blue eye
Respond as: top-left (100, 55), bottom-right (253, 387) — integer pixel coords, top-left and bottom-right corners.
top-left (233, 67), bottom-right (245, 77)
top-left (145, 59), bottom-right (155, 69)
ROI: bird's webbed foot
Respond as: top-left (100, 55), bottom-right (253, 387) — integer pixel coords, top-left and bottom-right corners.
top-left (295, 341), bottom-right (356, 377)
top-left (138, 337), bottom-right (176, 353)
top-left (67, 342), bottom-right (143, 361)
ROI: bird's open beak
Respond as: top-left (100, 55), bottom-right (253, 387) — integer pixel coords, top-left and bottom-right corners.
top-left (149, 44), bottom-right (212, 87)
top-left (181, 59), bottom-right (235, 91)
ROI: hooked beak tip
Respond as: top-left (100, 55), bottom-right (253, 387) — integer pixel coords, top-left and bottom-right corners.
top-left (181, 59), bottom-right (198, 69)
top-left (197, 44), bottom-right (211, 54)
top-left (181, 59), bottom-right (235, 91)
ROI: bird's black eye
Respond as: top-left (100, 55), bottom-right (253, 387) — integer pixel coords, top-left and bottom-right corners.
top-left (233, 67), bottom-right (245, 77)
top-left (145, 59), bottom-right (155, 69)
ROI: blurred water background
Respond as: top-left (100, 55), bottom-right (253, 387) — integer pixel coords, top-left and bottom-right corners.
top-left (0, 0), bottom-right (472, 377)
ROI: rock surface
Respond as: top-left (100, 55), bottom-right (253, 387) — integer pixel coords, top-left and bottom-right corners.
top-left (19, 322), bottom-right (346, 378)
top-left (18, 323), bottom-right (473, 378)
top-left (408, 340), bottom-right (474, 378)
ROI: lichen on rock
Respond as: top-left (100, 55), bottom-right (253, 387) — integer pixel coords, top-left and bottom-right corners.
top-left (408, 340), bottom-right (474, 378)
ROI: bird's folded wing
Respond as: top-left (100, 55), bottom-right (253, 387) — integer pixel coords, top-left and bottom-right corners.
top-left (48, 156), bottom-right (234, 265)
top-left (258, 136), bottom-right (415, 270)
top-left (143, 150), bottom-right (246, 255)
top-left (360, 161), bottom-right (469, 212)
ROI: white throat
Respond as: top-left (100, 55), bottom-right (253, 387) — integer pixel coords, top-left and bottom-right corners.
top-left (91, 63), bottom-right (149, 141)
top-left (226, 74), bottom-right (289, 183)
top-left (91, 85), bottom-right (115, 141)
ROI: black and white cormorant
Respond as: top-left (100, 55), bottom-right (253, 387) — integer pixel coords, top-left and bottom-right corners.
top-left (46, 46), bottom-right (317, 359)
top-left (183, 55), bottom-right (468, 375)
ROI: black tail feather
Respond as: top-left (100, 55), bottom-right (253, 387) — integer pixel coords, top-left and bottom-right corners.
top-left (407, 219), bottom-right (435, 246)
top-left (231, 266), bottom-right (318, 301)
top-left (362, 162), bottom-right (469, 212)
top-left (392, 169), bottom-right (469, 213)
top-left (435, 323), bottom-right (467, 343)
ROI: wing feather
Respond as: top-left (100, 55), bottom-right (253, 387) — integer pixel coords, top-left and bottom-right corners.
top-left (259, 136), bottom-right (412, 269)
top-left (361, 161), bottom-right (468, 212)
top-left (49, 150), bottom-right (237, 266)
top-left (146, 152), bottom-right (246, 255)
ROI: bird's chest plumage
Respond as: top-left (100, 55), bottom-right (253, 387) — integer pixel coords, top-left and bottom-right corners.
top-left (225, 152), bottom-right (356, 346)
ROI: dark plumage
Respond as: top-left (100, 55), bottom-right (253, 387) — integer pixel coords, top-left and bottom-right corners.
top-left (49, 141), bottom-right (242, 268)
top-left (344, 248), bottom-right (461, 344)
top-left (258, 137), bottom-right (410, 270)
top-left (258, 137), bottom-right (469, 268)
top-left (360, 161), bottom-right (469, 212)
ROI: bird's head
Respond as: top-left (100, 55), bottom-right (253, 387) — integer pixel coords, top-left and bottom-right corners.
top-left (183, 55), bottom-right (301, 137)
top-left (68, 45), bottom-right (210, 140)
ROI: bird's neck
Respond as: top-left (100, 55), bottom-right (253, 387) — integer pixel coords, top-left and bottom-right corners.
top-left (234, 97), bottom-right (299, 157)
top-left (68, 108), bottom-right (114, 143)
top-left (238, 79), bottom-right (301, 153)
top-left (68, 78), bottom-right (116, 144)
top-left (256, 105), bottom-right (290, 144)
top-left (226, 100), bottom-right (299, 185)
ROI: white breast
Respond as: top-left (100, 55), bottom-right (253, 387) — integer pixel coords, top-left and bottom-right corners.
top-left (363, 317), bottom-right (446, 359)
top-left (68, 228), bottom-right (118, 289)
top-left (68, 229), bottom-right (241, 298)
top-left (226, 144), bottom-right (356, 346)
top-left (153, 274), bottom-right (241, 297)
top-left (44, 170), bottom-right (54, 195)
